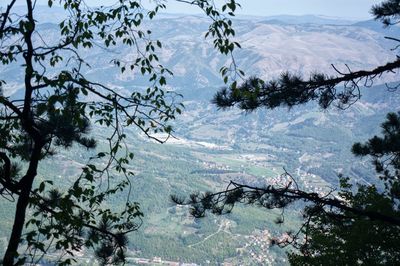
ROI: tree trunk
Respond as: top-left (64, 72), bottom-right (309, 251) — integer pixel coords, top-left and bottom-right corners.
top-left (3, 144), bottom-right (41, 266)
top-left (3, 182), bottom-right (33, 266)
top-left (3, 1), bottom-right (39, 264)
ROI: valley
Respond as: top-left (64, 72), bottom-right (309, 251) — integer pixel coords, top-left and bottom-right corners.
top-left (1, 9), bottom-right (399, 265)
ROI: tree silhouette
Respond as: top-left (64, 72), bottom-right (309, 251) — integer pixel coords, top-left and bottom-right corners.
top-left (0, 0), bottom-right (241, 264)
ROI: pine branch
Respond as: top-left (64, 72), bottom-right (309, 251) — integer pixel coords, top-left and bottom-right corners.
top-left (213, 58), bottom-right (400, 111)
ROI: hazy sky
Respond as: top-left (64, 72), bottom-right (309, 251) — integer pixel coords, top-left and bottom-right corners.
top-left (164, 0), bottom-right (382, 19)
top-left (10, 0), bottom-right (383, 19)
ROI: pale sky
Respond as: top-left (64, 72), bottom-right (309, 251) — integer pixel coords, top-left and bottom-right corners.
top-left (8, 0), bottom-right (383, 19)
top-left (163, 0), bottom-right (383, 19)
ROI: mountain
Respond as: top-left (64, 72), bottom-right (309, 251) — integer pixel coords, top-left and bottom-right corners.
top-left (1, 10), bottom-right (400, 265)
top-left (4, 13), bottom-right (397, 91)
top-left (258, 14), bottom-right (357, 25)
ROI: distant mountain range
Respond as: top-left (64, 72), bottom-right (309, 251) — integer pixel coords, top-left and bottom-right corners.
top-left (4, 8), bottom-right (400, 93)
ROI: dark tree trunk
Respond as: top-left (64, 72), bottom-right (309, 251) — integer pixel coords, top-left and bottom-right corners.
top-left (3, 1), bottom-right (39, 263)
top-left (3, 182), bottom-right (34, 266)
top-left (3, 142), bottom-right (42, 265)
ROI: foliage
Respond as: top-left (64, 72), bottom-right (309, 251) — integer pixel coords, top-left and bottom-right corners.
top-left (372, 0), bottom-right (400, 26)
top-left (288, 183), bottom-right (400, 265)
top-left (0, 0), bottom-right (241, 264)
top-left (213, 61), bottom-right (400, 111)
top-left (289, 113), bottom-right (400, 265)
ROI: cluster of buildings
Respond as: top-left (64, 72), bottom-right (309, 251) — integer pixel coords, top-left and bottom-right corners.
top-left (297, 168), bottom-right (330, 196)
top-left (237, 230), bottom-right (275, 265)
